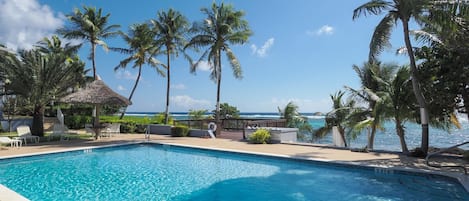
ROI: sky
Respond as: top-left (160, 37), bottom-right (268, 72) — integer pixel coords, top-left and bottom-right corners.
top-left (0, 0), bottom-right (414, 113)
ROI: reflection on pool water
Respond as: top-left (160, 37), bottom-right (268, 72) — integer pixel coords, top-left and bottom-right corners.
top-left (0, 143), bottom-right (467, 201)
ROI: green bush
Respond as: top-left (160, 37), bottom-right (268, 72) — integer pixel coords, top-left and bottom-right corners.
top-left (171, 126), bottom-right (189, 137)
top-left (248, 129), bottom-right (271, 144)
top-left (120, 121), bottom-right (136, 133)
top-left (65, 115), bottom-right (91, 129)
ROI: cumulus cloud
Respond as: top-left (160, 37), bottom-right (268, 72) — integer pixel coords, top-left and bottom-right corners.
top-left (0, 0), bottom-right (64, 50)
top-left (115, 70), bottom-right (138, 80)
top-left (250, 37), bottom-right (274, 57)
top-left (307, 25), bottom-right (334, 36)
top-left (117, 85), bottom-right (126, 91)
top-left (171, 95), bottom-right (211, 109)
top-left (195, 61), bottom-right (212, 72)
top-left (171, 83), bottom-right (186, 90)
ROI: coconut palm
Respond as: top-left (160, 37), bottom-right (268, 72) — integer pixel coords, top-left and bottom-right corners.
top-left (353, 0), bottom-right (431, 154)
top-left (185, 2), bottom-right (252, 133)
top-left (4, 46), bottom-right (86, 136)
top-left (112, 23), bottom-right (164, 119)
top-left (151, 8), bottom-right (190, 124)
top-left (58, 6), bottom-right (121, 80)
top-left (278, 102), bottom-right (313, 141)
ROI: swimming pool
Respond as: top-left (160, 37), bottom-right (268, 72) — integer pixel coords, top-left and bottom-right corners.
top-left (0, 143), bottom-right (467, 201)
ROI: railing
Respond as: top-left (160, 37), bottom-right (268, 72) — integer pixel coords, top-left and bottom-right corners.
top-left (425, 141), bottom-right (469, 175)
top-left (174, 118), bottom-right (287, 131)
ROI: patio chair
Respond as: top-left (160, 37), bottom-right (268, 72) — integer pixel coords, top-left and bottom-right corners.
top-left (0, 137), bottom-right (22, 148)
top-left (85, 124), bottom-right (97, 137)
top-left (48, 124), bottom-right (70, 141)
top-left (101, 123), bottom-right (120, 137)
top-left (16, 125), bottom-right (39, 145)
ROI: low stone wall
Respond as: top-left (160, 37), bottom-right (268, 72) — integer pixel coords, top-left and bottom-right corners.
top-left (245, 127), bottom-right (298, 143)
top-left (147, 124), bottom-right (172, 135)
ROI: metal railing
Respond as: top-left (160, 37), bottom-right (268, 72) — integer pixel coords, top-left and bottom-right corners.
top-left (425, 141), bottom-right (469, 174)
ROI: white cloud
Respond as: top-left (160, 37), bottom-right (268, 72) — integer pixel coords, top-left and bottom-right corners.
top-left (171, 95), bottom-right (211, 109)
top-left (0, 0), bottom-right (64, 50)
top-left (195, 61), bottom-right (212, 72)
top-left (117, 85), bottom-right (126, 91)
top-left (115, 70), bottom-right (138, 80)
top-left (171, 83), bottom-right (186, 90)
top-left (307, 25), bottom-right (335, 36)
top-left (250, 37), bottom-right (274, 57)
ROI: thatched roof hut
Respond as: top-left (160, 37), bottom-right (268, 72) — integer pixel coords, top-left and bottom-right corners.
top-left (61, 79), bottom-right (131, 106)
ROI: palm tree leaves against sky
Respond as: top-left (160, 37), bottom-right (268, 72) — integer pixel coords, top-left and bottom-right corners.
top-left (278, 102), bottom-right (313, 142)
top-left (185, 2), bottom-right (252, 132)
top-left (151, 8), bottom-right (190, 124)
top-left (112, 23), bottom-right (164, 119)
top-left (353, 0), bottom-right (431, 154)
top-left (58, 6), bottom-right (121, 80)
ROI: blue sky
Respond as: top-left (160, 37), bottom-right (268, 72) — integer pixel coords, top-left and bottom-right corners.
top-left (0, 0), bottom-right (413, 113)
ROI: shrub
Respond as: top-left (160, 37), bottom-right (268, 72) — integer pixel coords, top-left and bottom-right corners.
top-left (120, 121), bottom-right (136, 133)
top-left (171, 126), bottom-right (189, 137)
top-left (65, 115), bottom-right (91, 129)
top-left (249, 129), bottom-right (271, 144)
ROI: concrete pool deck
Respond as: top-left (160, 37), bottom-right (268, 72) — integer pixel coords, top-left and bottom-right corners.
top-left (0, 133), bottom-right (468, 200)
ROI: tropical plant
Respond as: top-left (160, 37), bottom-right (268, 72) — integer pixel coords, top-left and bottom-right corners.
top-left (185, 2), bottom-right (252, 132)
top-left (112, 23), bottom-right (164, 119)
top-left (353, 0), bottom-right (431, 154)
top-left (248, 129), bottom-right (271, 144)
top-left (278, 102), bottom-right (313, 141)
top-left (3, 44), bottom-right (86, 136)
top-left (59, 6), bottom-right (121, 80)
top-left (188, 109), bottom-right (208, 120)
top-left (151, 8), bottom-right (190, 124)
top-left (212, 103), bottom-right (240, 119)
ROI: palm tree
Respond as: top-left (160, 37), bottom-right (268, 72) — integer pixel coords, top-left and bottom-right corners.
top-left (185, 2), bottom-right (252, 134)
top-left (315, 91), bottom-right (363, 147)
top-left (4, 45), bottom-right (86, 136)
top-left (58, 6), bottom-right (121, 80)
top-left (278, 102), bottom-right (313, 142)
top-left (112, 23), bottom-right (164, 119)
top-left (353, 0), bottom-right (431, 154)
top-left (151, 8), bottom-right (190, 124)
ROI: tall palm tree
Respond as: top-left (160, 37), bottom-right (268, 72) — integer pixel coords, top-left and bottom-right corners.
top-left (278, 102), bottom-right (313, 141)
top-left (58, 6), bottom-right (121, 80)
top-left (4, 45), bottom-right (86, 136)
top-left (353, 0), bottom-right (431, 154)
top-left (151, 8), bottom-right (190, 124)
top-left (112, 23), bottom-right (164, 119)
top-left (185, 2), bottom-right (252, 133)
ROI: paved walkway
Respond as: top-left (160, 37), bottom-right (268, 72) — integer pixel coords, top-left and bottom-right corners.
top-left (0, 133), bottom-right (467, 200)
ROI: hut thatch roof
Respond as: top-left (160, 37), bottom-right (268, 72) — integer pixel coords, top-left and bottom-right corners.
top-left (61, 79), bottom-right (131, 106)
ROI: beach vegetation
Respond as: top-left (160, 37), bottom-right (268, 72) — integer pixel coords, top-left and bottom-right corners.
top-left (151, 9), bottom-right (191, 125)
top-left (185, 2), bottom-right (252, 133)
top-left (112, 23), bottom-right (165, 119)
top-left (189, 109), bottom-right (209, 120)
top-left (353, 0), bottom-right (431, 155)
top-left (278, 102), bottom-right (313, 142)
top-left (171, 125), bottom-right (189, 137)
top-left (1, 37), bottom-right (86, 136)
top-left (212, 103), bottom-right (240, 119)
top-left (248, 128), bottom-right (271, 144)
top-left (58, 6), bottom-right (121, 80)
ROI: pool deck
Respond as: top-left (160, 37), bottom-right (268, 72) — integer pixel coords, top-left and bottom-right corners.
top-left (1, 133), bottom-right (468, 200)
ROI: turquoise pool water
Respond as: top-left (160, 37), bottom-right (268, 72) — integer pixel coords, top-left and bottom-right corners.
top-left (0, 143), bottom-right (467, 201)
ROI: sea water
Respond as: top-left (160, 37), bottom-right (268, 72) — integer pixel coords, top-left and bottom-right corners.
top-left (127, 112), bottom-right (469, 151)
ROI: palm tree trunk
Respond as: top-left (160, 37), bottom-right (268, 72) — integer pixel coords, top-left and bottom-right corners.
top-left (31, 104), bottom-right (45, 137)
top-left (91, 42), bottom-right (97, 80)
top-left (215, 51), bottom-right (222, 136)
top-left (119, 65), bottom-right (142, 119)
top-left (402, 20), bottom-right (429, 155)
top-left (164, 51), bottom-right (171, 124)
top-left (368, 124), bottom-right (377, 150)
top-left (395, 118), bottom-right (409, 153)
top-left (462, 87), bottom-right (469, 120)
top-left (339, 126), bottom-right (348, 147)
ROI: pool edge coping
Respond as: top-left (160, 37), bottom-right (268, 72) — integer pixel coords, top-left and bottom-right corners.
top-left (1, 140), bottom-right (468, 200)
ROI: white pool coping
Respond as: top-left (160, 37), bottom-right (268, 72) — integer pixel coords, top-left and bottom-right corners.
top-left (0, 140), bottom-right (468, 200)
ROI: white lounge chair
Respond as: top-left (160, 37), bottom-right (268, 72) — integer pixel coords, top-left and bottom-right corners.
top-left (101, 123), bottom-right (120, 137)
top-left (48, 124), bottom-right (70, 141)
top-left (0, 137), bottom-right (22, 148)
top-left (16, 125), bottom-right (39, 145)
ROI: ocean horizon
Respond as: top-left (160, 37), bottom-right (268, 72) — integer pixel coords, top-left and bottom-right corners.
top-left (125, 111), bottom-right (469, 152)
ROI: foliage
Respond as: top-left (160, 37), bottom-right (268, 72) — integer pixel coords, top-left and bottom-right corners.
top-left (278, 102), bottom-right (313, 142)
top-left (248, 129), bottom-right (271, 144)
top-left (65, 115), bottom-right (92, 129)
top-left (185, 2), bottom-right (252, 126)
top-left (171, 125), bottom-right (189, 137)
top-left (212, 103), bottom-right (240, 119)
top-left (152, 8), bottom-right (190, 124)
top-left (153, 113), bottom-right (174, 125)
top-left (188, 109), bottom-right (208, 120)
top-left (112, 23), bottom-right (164, 119)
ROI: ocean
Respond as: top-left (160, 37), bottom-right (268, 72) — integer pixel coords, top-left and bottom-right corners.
top-left (126, 112), bottom-right (469, 152)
